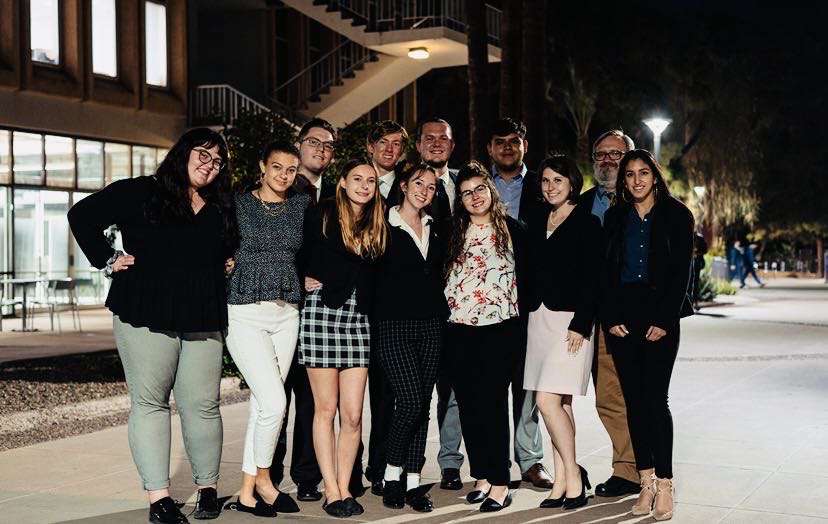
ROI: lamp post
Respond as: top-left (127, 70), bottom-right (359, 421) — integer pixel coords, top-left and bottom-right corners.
top-left (643, 117), bottom-right (671, 162)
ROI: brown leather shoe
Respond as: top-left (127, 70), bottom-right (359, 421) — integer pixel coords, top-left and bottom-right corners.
top-left (521, 463), bottom-right (554, 489)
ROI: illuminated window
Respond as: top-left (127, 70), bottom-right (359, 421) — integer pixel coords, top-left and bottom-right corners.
top-left (145, 2), bottom-right (167, 87)
top-left (77, 140), bottom-right (104, 189)
top-left (92, 0), bottom-right (117, 76)
top-left (0, 131), bottom-right (10, 184)
top-left (13, 132), bottom-right (44, 185)
top-left (45, 135), bottom-right (75, 188)
top-left (105, 143), bottom-right (131, 183)
top-left (30, 0), bottom-right (60, 65)
top-left (132, 146), bottom-right (157, 177)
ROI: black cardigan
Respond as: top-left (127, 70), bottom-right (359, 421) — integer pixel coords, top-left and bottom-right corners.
top-left (373, 213), bottom-right (448, 321)
top-left (302, 198), bottom-right (377, 314)
top-left (526, 204), bottom-right (604, 337)
top-left (506, 215), bottom-right (531, 317)
top-left (601, 195), bottom-right (695, 330)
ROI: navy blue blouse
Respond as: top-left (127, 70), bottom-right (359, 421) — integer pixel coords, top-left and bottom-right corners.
top-left (621, 207), bottom-right (652, 283)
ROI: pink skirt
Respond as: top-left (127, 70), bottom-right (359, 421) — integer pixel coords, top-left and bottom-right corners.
top-left (524, 305), bottom-right (594, 396)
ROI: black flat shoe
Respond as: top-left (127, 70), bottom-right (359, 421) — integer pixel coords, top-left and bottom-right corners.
top-left (297, 483), bottom-right (322, 502)
top-left (342, 497), bottom-right (364, 516)
top-left (149, 497), bottom-right (188, 524)
top-left (595, 475), bottom-right (639, 497)
top-left (322, 499), bottom-right (351, 518)
top-left (405, 490), bottom-right (433, 512)
top-left (193, 488), bottom-right (220, 520)
top-left (371, 478), bottom-right (384, 496)
top-left (562, 465), bottom-right (591, 510)
top-left (224, 499), bottom-right (277, 518)
top-left (480, 492), bottom-right (512, 512)
top-left (465, 487), bottom-right (490, 504)
top-left (539, 494), bottom-right (564, 508)
top-left (382, 480), bottom-right (405, 509)
top-left (440, 468), bottom-right (463, 490)
top-left (273, 492), bottom-right (299, 513)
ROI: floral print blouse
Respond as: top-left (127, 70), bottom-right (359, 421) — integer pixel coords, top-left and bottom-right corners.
top-left (445, 223), bottom-right (519, 326)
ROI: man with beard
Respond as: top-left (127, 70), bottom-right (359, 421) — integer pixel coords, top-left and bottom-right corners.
top-left (368, 120), bottom-right (408, 201)
top-left (486, 117), bottom-right (552, 490)
top-left (581, 129), bottom-right (641, 497)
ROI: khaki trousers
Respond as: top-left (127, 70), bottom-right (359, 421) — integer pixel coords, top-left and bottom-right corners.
top-left (592, 327), bottom-right (638, 482)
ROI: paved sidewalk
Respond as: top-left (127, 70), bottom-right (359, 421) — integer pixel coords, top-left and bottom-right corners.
top-left (0, 279), bottom-right (826, 523)
top-left (0, 309), bottom-right (114, 363)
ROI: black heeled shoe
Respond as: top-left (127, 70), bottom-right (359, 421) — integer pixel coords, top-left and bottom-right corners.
top-left (465, 486), bottom-right (491, 504)
top-left (562, 465), bottom-right (591, 510)
top-left (539, 493), bottom-right (565, 508)
top-left (480, 491), bottom-right (512, 512)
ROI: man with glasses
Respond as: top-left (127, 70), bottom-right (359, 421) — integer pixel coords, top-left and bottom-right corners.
top-left (293, 118), bottom-right (337, 203)
top-left (581, 129), bottom-right (641, 497)
top-left (486, 117), bottom-right (551, 490)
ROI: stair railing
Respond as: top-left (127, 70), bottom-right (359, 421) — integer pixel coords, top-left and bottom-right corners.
top-left (190, 84), bottom-right (270, 127)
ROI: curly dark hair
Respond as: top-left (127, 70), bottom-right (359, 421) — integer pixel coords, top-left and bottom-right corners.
top-left (145, 127), bottom-right (238, 254)
top-left (443, 160), bottom-right (511, 280)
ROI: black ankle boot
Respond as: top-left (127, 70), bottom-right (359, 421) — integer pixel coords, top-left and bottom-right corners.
top-left (149, 497), bottom-right (188, 524)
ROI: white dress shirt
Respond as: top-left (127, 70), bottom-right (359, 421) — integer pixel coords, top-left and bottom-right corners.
top-left (440, 170), bottom-right (456, 214)
top-left (378, 170), bottom-right (396, 199)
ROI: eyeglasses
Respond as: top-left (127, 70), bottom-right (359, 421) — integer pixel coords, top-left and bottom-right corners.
top-left (194, 148), bottom-right (224, 170)
top-left (593, 150), bottom-right (624, 162)
top-left (301, 137), bottom-right (336, 153)
top-left (459, 184), bottom-right (490, 200)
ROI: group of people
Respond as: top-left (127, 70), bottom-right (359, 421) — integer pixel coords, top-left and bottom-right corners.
top-left (67, 115), bottom-right (695, 524)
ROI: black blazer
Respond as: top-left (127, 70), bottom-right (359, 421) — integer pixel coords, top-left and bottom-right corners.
top-left (505, 215), bottom-right (531, 317)
top-left (302, 198), bottom-right (377, 314)
top-left (526, 204), bottom-right (604, 337)
top-left (601, 195), bottom-right (695, 330)
top-left (579, 186), bottom-right (601, 212)
top-left (294, 173), bottom-right (336, 203)
top-left (517, 169), bottom-right (543, 226)
top-left (373, 212), bottom-right (448, 321)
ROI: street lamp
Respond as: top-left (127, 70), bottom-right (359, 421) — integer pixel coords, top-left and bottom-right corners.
top-left (643, 117), bottom-right (671, 162)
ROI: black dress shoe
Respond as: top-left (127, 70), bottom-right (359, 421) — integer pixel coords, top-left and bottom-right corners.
top-left (382, 480), bottom-right (405, 509)
top-left (193, 488), bottom-right (220, 520)
top-left (322, 499), bottom-right (351, 518)
top-left (479, 492), bottom-right (512, 512)
top-left (223, 499), bottom-right (277, 518)
top-left (539, 494), bottom-right (564, 508)
top-left (440, 468), bottom-right (463, 490)
top-left (405, 490), bottom-right (434, 512)
top-left (342, 497), bottom-right (364, 515)
top-left (595, 475), bottom-right (640, 497)
top-left (371, 478), bottom-right (384, 496)
top-left (149, 497), bottom-right (189, 524)
top-left (465, 487), bottom-right (490, 504)
top-left (297, 483), bottom-right (323, 501)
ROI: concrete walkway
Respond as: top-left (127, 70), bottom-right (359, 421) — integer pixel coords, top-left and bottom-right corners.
top-left (1, 279), bottom-right (826, 523)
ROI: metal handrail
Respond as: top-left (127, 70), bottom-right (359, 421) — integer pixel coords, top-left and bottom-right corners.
top-left (190, 84), bottom-right (270, 127)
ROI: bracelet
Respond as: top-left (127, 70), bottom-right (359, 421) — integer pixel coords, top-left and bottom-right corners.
top-left (104, 250), bottom-right (125, 279)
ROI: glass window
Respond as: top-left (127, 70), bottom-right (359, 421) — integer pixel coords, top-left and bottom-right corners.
top-left (77, 140), bottom-right (104, 190)
top-left (92, 0), bottom-right (118, 77)
top-left (132, 146), bottom-right (156, 177)
top-left (104, 143), bottom-right (131, 184)
top-left (0, 130), bottom-right (10, 184)
top-left (156, 148), bottom-right (169, 165)
top-left (45, 135), bottom-right (75, 188)
top-left (145, 2), bottom-right (168, 87)
top-left (30, 0), bottom-right (60, 65)
top-left (14, 190), bottom-right (70, 281)
top-left (12, 132), bottom-right (43, 185)
top-left (0, 188), bottom-right (8, 277)
top-left (71, 192), bottom-right (107, 304)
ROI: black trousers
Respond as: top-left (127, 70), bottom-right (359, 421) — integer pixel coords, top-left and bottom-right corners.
top-left (377, 318), bottom-right (442, 473)
top-left (606, 285), bottom-right (680, 479)
top-left (446, 318), bottom-right (520, 486)
top-left (365, 337), bottom-right (395, 481)
top-left (271, 355), bottom-right (363, 486)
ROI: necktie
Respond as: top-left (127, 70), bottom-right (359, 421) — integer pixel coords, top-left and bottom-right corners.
top-left (436, 178), bottom-right (450, 221)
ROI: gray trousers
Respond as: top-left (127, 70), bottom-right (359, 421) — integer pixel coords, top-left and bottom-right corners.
top-left (113, 316), bottom-right (224, 491)
top-left (437, 386), bottom-right (542, 473)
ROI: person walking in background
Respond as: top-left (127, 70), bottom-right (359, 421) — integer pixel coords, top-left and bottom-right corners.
top-left (580, 130), bottom-right (642, 498)
top-left (374, 164), bottom-right (447, 513)
top-left (525, 155), bottom-right (602, 511)
top-left (602, 149), bottom-right (695, 521)
top-left (300, 159), bottom-right (388, 518)
top-left (67, 128), bottom-right (237, 524)
top-left (486, 117), bottom-right (551, 489)
top-left (693, 232), bottom-right (708, 309)
top-left (443, 161), bottom-right (528, 513)
top-left (741, 241), bottom-right (765, 288)
top-left (729, 240), bottom-right (745, 284)
top-left (223, 142), bottom-right (308, 517)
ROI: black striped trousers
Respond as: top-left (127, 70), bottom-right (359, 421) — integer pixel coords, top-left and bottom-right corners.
top-left (376, 318), bottom-right (442, 473)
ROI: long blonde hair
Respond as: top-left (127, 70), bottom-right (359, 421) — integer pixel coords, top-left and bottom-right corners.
top-left (325, 158), bottom-right (387, 259)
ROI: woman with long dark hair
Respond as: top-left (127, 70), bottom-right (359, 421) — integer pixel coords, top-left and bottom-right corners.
top-left (299, 158), bottom-right (388, 518)
top-left (526, 154), bottom-right (602, 511)
top-left (602, 149), bottom-right (694, 521)
top-left (68, 128), bottom-right (237, 524)
top-left (443, 160), bottom-right (528, 513)
top-left (374, 163), bottom-right (446, 513)
top-left (223, 142), bottom-right (309, 517)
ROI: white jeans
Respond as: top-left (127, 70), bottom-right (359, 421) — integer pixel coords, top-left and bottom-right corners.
top-left (226, 301), bottom-right (299, 475)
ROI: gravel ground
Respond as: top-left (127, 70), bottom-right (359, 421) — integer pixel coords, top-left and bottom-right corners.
top-left (0, 351), bottom-right (249, 451)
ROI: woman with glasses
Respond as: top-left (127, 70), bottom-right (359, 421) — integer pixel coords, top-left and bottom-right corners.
top-left (443, 160), bottom-right (528, 513)
top-left (68, 128), bottom-right (237, 524)
top-left (299, 158), bottom-right (388, 518)
top-left (524, 155), bottom-right (603, 511)
top-left (602, 150), bottom-right (694, 521)
top-left (223, 142), bottom-right (309, 517)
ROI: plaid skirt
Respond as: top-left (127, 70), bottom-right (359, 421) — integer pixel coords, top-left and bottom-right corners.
top-left (299, 289), bottom-right (371, 368)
